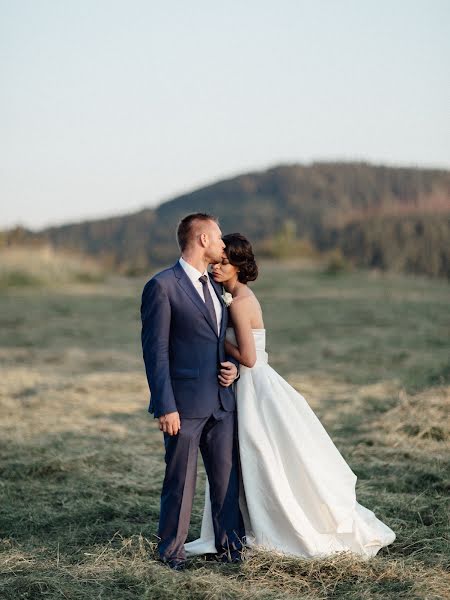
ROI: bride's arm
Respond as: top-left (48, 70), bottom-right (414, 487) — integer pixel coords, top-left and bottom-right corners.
top-left (224, 339), bottom-right (240, 362)
top-left (225, 297), bottom-right (257, 368)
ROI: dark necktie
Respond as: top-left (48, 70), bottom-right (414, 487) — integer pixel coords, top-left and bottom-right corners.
top-left (199, 275), bottom-right (218, 331)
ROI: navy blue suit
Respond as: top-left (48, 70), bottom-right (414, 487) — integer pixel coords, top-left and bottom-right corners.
top-left (141, 261), bottom-right (244, 561)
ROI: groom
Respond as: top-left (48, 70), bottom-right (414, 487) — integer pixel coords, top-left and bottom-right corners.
top-left (140, 213), bottom-right (245, 570)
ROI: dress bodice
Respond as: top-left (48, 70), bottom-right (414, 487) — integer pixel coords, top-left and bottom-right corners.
top-left (226, 327), bottom-right (268, 364)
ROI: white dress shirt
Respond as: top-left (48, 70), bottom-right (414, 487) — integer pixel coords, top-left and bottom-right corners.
top-left (178, 257), bottom-right (223, 334)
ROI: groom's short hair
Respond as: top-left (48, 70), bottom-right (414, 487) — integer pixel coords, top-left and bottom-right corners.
top-left (177, 213), bottom-right (218, 251)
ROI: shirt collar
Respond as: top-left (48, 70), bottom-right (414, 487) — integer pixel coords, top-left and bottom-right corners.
top-left (179, 256), bottom-right (208, 282)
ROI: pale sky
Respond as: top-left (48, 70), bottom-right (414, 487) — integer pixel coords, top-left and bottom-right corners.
top-left (1, 0), bottom-right (449, 230)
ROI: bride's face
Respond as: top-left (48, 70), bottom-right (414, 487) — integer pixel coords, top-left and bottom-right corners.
top-left (211, 255), bottom-right (239, 283)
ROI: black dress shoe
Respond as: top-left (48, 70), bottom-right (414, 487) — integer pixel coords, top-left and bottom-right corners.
top-left (217, 548), bottom-right (244, 564)
top-left (160, 557), bottom-right (186, 571)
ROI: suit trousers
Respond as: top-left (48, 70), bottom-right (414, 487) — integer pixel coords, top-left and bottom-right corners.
top-left (158, 410), bottom-right (244, 560)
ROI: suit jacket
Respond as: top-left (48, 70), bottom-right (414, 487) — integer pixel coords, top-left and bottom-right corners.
top-left (140, 261), bottom-right (238, 418)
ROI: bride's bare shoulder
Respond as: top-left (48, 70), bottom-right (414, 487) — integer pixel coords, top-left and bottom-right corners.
top-left (229, 294), bottom-right (252, 313)
top-left (230, 288), bottom-right (259, 307)
top-left (229, 289), bottom-right (264, 328)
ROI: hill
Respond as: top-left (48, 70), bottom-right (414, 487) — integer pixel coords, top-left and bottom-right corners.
top-left (2, 162), bottom-right (449, 278)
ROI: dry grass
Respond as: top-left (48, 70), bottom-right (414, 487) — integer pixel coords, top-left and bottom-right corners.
top-left (375, 386), bottom-right (450, 448)
top-left (1, 532), bottom-right (449, 599)
top-left (0, 259), bottom-right (449, 599)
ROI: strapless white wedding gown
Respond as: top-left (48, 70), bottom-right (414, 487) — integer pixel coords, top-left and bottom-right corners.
top-left (185, 328), bottom-right (395, 559)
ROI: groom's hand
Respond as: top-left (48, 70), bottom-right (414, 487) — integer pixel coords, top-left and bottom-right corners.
top-left (159, 411), bottom-right (181, 436)
top-left (219, 361), bottom-right (238, 387)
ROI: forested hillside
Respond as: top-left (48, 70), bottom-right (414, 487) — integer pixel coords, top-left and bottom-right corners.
top-left (2, 162), bottom-right (449, 278)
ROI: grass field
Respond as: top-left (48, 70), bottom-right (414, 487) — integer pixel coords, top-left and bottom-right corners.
top-left (0, 259), bottom-right (449, 599)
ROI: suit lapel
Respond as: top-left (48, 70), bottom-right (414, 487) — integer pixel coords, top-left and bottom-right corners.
top-left (173, 261), bottom-right (219, 337)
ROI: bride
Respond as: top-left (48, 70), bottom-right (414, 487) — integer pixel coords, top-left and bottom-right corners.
top-left (185, 233), bottom-right (396, 559)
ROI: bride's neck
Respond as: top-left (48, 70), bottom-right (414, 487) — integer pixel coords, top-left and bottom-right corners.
top-left (224, 278), bottom-right (245, 296)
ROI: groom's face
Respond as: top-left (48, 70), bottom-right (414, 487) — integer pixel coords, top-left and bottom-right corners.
top-left (205, 221), bottom-right (226, 264)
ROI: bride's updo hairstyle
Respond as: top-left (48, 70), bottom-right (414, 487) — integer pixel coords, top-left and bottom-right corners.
top-left (222, 233), bottom-right (258, 283)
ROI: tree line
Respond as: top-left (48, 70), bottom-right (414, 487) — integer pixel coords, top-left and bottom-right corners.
top-left (2, 162), bottom-right (449, 279)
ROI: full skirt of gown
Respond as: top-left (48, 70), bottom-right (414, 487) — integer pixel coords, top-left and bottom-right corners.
top-left (185, 329), bottom-right (395, 559)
